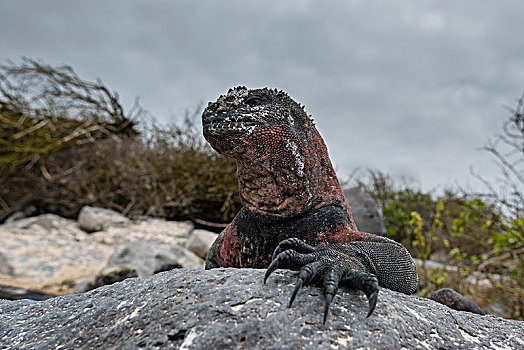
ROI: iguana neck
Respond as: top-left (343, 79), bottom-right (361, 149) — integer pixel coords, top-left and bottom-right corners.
top-left (236, 126), bottom-right (352, 223)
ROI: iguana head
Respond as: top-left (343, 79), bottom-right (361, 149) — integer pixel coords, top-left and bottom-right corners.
top-left (202, 86), bottom-right (346, 218)
top-left (202, 86), bottom-right (311, 159)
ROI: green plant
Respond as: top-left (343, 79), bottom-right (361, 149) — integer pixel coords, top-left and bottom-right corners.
top-left (410, 198), bottom-right (444, 295)
top-left (408, 197), bottom-right (523, 318)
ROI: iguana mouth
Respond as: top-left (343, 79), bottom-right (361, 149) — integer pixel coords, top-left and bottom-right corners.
top-left (202, 113), bottom-right (262, 135)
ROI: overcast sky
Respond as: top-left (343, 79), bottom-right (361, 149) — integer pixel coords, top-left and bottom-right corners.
top-left (1, 1), bottom-right (523, 193)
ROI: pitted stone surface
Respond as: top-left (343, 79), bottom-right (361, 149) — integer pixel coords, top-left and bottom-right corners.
top-left (0, 269), bottom-right (521, 349)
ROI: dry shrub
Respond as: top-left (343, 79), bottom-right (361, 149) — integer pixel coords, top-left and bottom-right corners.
top-left (0, 113), bottom-right (240, 224)
top-left (0, 58), bottom-right (239, 224)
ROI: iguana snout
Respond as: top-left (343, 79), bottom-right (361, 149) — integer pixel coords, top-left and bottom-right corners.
top-left (202, 86), bottom-right (310, 158)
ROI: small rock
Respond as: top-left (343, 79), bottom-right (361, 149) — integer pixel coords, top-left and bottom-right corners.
top-left (344, 186), bottom-right (386, 235)
top-left (185, 229), bottom-right (218, 259)
top-left (103, 239), bottom-right (203, 278)
top-left (484, 302), bottom-right (509, 318)
top-left (78, 206), bottom-right (130, 232)
top-left (428, 288), bottom-right (485, 315)
top-left (429, 249), bottom-right (452, 264)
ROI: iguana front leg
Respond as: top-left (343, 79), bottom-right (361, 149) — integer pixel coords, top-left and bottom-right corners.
top-left (264, 237), bottom-right (418, 324)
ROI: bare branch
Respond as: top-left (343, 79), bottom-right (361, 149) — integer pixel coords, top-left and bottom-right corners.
top-left (472, 93), bottom-right (524, 218)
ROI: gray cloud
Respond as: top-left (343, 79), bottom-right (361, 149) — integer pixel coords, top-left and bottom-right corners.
top-left (1, 0), bottom-right (523, 192)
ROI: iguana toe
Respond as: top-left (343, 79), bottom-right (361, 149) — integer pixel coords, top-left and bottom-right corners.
top-left (265, 239), bottom-right (382, 323)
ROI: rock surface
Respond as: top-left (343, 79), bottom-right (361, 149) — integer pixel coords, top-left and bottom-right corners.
top-left (1, 269), bottom-right (522, 349)
top-left (344, 186), bottom-right (386, 236)
top-left (77, 206), bottom-right (130, 232)
top-left (73, 240), bottom-right (204, 293)
top-left (185, 229), bottom-right (218, 259)
top-left (0, 252), bottom-right (14, 275)
top-left (104, 239), bottom-right (204, 276)
top-left (0, 214), bottom-right (112, 294)
top-left (0, 212), bottom-right (205, 296)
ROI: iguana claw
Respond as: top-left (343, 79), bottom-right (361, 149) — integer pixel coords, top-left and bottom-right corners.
top-left (265, 239), bottom-right (381, 324)
top-left (367, 291), bottom-right (378, 317)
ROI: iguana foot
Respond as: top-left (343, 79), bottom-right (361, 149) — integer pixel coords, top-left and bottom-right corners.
top-left (264, 238), bottom-right (379, 324)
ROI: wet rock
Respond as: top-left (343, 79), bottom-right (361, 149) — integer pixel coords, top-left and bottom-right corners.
top-left (0, 269), bottom-right (521, 349)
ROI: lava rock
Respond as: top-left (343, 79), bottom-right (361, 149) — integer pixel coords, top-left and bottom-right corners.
top-left (1, 269), bottom-right (522, 349)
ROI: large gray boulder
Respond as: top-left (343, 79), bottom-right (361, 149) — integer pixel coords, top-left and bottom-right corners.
top-left (344, 186), bottom-right (386, 236)
top-left (1, 269), bottom-right (521, 349)
top-left (104, 239), bottom-right (204, 276)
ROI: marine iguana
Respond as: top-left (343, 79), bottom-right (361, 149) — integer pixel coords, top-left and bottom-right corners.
top-left (202, 86), bottom-right (419, 324)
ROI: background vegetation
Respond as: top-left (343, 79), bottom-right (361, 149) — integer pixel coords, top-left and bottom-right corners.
top-left (0, 58), bottom-right (240, 224)
top-left (352, 96), bottom-right (523, 319)
top-left (1, 59), bottom-right (522, 319)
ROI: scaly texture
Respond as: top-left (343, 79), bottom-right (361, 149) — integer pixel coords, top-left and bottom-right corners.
top-left (202, 87), bottom-right (418, 323)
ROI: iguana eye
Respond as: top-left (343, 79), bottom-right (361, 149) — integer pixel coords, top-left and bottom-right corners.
top-left (244, 95), bottom-right (262, 107)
